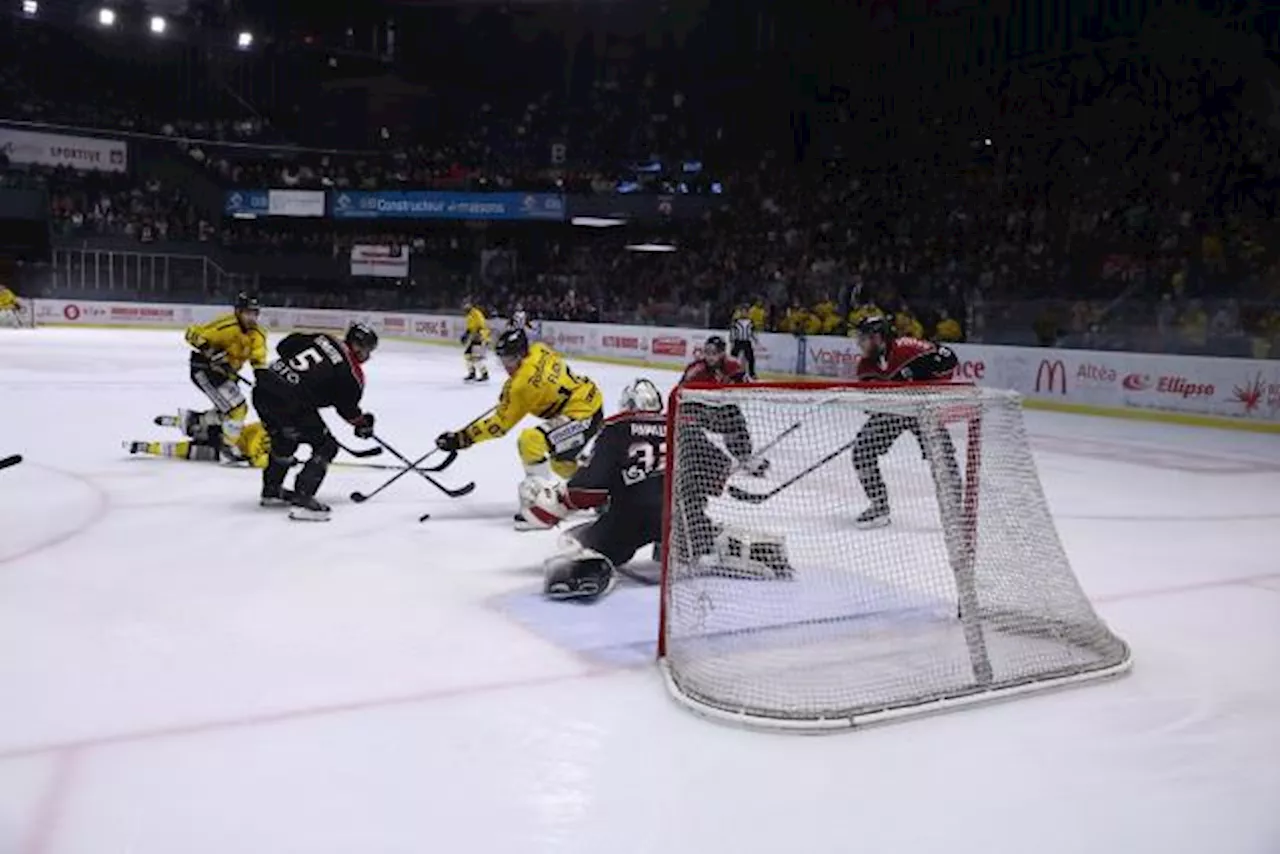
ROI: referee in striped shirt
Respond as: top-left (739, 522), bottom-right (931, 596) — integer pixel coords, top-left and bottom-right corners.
top-left (729, 306), bottom-right (757, 379)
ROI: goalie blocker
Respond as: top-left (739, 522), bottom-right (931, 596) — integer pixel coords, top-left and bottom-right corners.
top-left (521, 379), bottom-right (792, 602)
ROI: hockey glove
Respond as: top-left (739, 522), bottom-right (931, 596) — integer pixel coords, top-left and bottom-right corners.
top-left (435, 430), bottom-right (473, 453)
top-left (352, 412), bottom-right (375, 440)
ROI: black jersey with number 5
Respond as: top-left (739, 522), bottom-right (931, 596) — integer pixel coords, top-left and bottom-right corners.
top-left (563, 411), bottom-right (666, 518)
top-left (258, 332), bottom-right (366, 422)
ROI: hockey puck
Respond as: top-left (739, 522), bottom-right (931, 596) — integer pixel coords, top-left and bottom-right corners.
top-left (0, 455), bottom-right (23, 471)
top-left (418, 512), bottom-right (431, 522)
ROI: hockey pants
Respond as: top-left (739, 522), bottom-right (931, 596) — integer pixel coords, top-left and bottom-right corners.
top-left (852, 412), bottom-right (959, 509)
top-left (253, 387), bottom-right (336, 499)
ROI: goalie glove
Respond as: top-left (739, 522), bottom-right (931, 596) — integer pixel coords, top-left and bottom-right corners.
top-left (518, 476), bottom-right (573, 529)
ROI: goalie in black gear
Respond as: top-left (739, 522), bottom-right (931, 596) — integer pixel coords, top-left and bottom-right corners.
top-left (522, 379), bottom-right (792, 603)
top-left (252, 323), bottom-right (378, 522)
top-left (850, 315), bottom-right (960, 529)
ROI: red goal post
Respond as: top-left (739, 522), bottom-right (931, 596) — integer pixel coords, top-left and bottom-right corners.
top-left (657, 380), bottom-right (1130, 731)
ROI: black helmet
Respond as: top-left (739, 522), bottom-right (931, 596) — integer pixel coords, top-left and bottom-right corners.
top-left (856, 315), bottom-right (895, 341)
top-left (495, 327), bottom-right (530, 361)
top-left (704, 335), bottom-right (727, 357)
top-left (234, 292), bottom-right (260, 312)
top-left (345, 322), bottom-right (379, 361)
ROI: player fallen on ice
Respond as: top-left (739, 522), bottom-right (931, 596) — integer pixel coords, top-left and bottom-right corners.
top-left (162, 292), bottom-right (267, 460)
top-left (520, 378), bottom-right (792, 602)
top-left (850, 315), bottom-right (959, 529)
top-left (435, 327), bottom-right (603, 530)
top-left (679, 335), bottom-right (770, 477)
top-left (253, 323), bottom-right (379, 522)
top-left (460, 298), bottom-right (490, 383)
top-left (126, 421), bottom-right (271, 467)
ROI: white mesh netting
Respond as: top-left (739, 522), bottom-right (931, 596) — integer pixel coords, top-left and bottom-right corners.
top-left (660, 384), bottom-right (1131, 730)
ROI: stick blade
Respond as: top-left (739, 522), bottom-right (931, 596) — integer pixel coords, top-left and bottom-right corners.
top-left (422, 449), bottom-right (458, 472)
top-left (349, 491), bottom-right (369, 503)
top-left (445, 481), bottom-right (477, 498)
top-left (727, 484), bottom-right (773, 504)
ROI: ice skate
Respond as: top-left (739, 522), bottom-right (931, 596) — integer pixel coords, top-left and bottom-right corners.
top-left (288, 494), bottom-right (331, 522)
top-left (855, 502), bottom-right (891, 529)
top-left (260, 487), bottom-right (298, 508)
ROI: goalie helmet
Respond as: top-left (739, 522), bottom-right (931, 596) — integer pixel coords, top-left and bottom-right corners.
top-left (619, 378), bottom-right (663, 413)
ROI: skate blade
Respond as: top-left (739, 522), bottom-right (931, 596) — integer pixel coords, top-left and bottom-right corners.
top-left (855, 515), bottom-right (891, 530)
top-left (288, 508), bottom-right (331, 522)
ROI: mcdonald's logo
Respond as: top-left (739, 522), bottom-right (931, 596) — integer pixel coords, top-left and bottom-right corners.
top-left (1035, 359), bottom-right (1067, 394)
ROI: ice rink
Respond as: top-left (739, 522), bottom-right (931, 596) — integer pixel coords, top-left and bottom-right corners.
top-left (2, 327), bottom-right (1279, 854)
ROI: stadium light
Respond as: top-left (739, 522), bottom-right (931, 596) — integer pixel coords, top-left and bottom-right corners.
top-left (625, 242), bottom-right (678, 253)
top-left (21, 0), bottom-right (37, 16)
top-left (236, 31), bottom-right (253, 48)
top-left (96, 7), bottom-right (115, 26)
top-left (149, 15), bottom-right (166, 34)
top-left (571, 217), bottom-right (627, 228)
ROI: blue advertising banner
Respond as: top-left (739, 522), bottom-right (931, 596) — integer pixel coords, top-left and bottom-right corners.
top-left (224, 189), bottom-right (325, 218)
top-left (329, 191), bottom-right (565, 222)
top-left (224, 190), bottom-right (269, 216)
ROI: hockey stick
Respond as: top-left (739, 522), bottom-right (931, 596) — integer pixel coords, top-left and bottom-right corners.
top-left (335, 451), bottom-right (459, 474)
top-left (352, 438), bottom-right (475, 504)
top-left (372, 437), bottom-right (475, 499)
top-left (727, 435), bottom-right (861, 504)
top-left (334, 438), bottom-right (384, 459)
top-left (0, 454), bottom-right (23, 471)
top-left (349, 448), bottom-right (438, 503)
top-left (225, 371), bottom-right (384, 459)
top-left (731, 397), bottom-right (846, 472)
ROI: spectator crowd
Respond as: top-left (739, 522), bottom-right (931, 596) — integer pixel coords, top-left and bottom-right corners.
top-left (2, 3), bottom-right (1278, 358)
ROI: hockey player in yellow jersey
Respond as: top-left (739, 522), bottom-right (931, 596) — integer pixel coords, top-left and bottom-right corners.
top-left (436, 328), bottom-right (603, 529)
top-left (167, 292), bottom-right (268, 457)
top-left (125, 421), bottom-right (271, 467)
top-left (0, 285), bottom-right (23, 328)
top-left (460, 299), bottom-right (491, 382)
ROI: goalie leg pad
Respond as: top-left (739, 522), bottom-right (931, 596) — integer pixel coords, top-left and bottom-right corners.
top-left (518, 475), bottom-right (571, 529)
top-left (704, 527), bottom-right (795, 580)
top-left (543, 550), bottom-right (618, 603)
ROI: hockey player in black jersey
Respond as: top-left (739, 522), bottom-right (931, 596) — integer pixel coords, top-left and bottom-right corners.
top-left (518, 379), bottom-right (666, 600)
top-left (850, 315), bottom-right (960, 528)
top-left (521, 378), bottom-right (792, 602)
top-left (253, 323), bottom-right (378, 521)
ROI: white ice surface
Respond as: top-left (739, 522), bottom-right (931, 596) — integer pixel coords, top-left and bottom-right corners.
top-left (1, 327), bottom-right (1279, 854)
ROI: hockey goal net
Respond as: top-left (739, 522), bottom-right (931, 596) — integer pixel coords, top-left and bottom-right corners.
top-left (659, 382), bottom-right (1131, 730)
